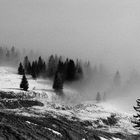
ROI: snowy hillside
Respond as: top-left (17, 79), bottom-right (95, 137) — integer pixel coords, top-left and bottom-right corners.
top-left (0, 66), bottom-right (52, 91)
top-left (0, 66), bottom-right (139, 140)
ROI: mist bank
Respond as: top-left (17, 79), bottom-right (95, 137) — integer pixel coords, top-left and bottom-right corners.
top-left (0, 46), bottom-right (140, 114)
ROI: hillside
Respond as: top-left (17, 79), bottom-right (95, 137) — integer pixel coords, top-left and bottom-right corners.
top-left (0, 66), bottom-right (139, 140)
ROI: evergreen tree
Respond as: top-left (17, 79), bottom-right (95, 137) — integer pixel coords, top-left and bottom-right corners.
top-left (26, 61), bottom-right (32, 75)
top-left (75, 59), bottom-right (83, 79)
top-left (23, 56), bottom-right (30, 73)
top-left (42, 62), bottom-right (46, 73)
top-left (53, 72), bottom-right (63, 90)
top-left (38, 56), bottom-right (43, 73)
top-left (37, 56), bottom-right (46, 75)
top-left (133, 99), bottom-right (140, 130)
top-left (0, 47), bottom-right (4, 59)
top-left (47, 55), bottom-right (56, 77)
top-left (113, 71), bottom-right (121, 87)
top-left (34, 60), bottom-right (39, 76)
top-left (57, 60), bottom-right (64, 74)
top-left (66, 59), bottom-right (76, 81)
top-left (18, 63), bottom-right (25, 75)
top-left (20, 74), bottom-right (29, 91)
top-left (31, 61), bottom-right (37, 79)
top-left (63, 58), bottom-right (69, 80)
top-left (54, 54), bottom-right (59, 66)
top-left (96, 92), bottom-right (101, 103)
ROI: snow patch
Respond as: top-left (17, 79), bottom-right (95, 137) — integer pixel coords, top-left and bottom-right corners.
top-left (26, 121), bottom-right (37, 125)
top-left (100, 137), bottom-right (108, 140)
top-left (47, 128), bottom-right (62, 136)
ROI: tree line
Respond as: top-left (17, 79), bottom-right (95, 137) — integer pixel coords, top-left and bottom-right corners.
top-left (0, 46), bottom-right (20, 66)
top-left (18, 55), bottom-right (84, 90)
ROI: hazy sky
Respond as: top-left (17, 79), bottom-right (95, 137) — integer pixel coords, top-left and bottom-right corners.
top-left (0, 0), bottom-right (140, 69)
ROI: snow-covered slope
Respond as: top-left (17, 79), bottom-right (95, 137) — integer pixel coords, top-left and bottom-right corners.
top-left (0, 66), bottom-right (78, 101)
top-left (0, 66), bottom-right (52, 91)
top-left (0, 66), bottom-right (139, 139)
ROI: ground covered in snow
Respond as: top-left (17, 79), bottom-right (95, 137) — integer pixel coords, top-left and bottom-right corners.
top-left (0, 66), bottom-right (139, 140)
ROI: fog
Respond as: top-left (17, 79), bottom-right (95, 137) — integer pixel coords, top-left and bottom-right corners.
top-left (0, 0), bottom-right (140, 67)
top-left (1, 0), bottom-right (140, 113)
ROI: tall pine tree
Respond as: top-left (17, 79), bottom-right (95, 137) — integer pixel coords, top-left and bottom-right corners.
top-left (31, 61), bottom-right (37, 79)
top-left (20, 74), bottom-right (29, 91)
top-left (47, 55), bottom-right (56, 77)
top-left (18, 63), bottom-right (25, 75)
top-left (53, 72), bottom-right (63, 91)
top-left (66, 59), bottom-right (76, 81)
top-left (23, 56), bottom-right (30, 74)
top-left (133, 99), bottom-right (140, 129)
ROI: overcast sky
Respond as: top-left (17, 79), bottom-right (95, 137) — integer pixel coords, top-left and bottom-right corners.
top-left (0, 0), bottom-right (140, 69)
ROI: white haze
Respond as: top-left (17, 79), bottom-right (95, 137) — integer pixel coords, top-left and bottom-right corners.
top-left (1, 0), bottom-right (140, 114)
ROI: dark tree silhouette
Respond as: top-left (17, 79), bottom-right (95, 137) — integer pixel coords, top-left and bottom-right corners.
top-left (53, 72), bottom-right (63, 91)
top-left (0, 47), bottom-right (4, 59)
top-left (75, 59), bottom-right (83, 79)
top-left (38, 56), bottom-right (43, 73)
top-left (19, 54), bottom-right (84, 82)
top-left (57, 60), bottom-right (64, 74)
top-left (23, 56), bottom-right (30, 74)
top-left (133, 99), bottom-right (140, 130)
top-left (26, 61), bottom-right (32, 75)
top-left (37, 56), bottom-right (46, 75)
top-left (31, 61), bottom-right (37, 79)
top-left (20, 74), bottom-right (29, 91)
top-left (47, 55), bottom-right (56, 77)
top-left (18, 63), bottom-right (25, 75)
top-left (42, 62), bottom-right (46, 73)
top-left (66, 59), bottom-right (76, 81)
top-left (26, 57), bottom-right (47, 79)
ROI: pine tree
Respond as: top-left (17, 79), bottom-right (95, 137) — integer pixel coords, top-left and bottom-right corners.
top-left (23, 56), bottom-right (30, 73)
top-left (113, 71), bottom-right (121, 87)
top-left (42, 62), bottom-right (46, 73)
top-left (57, 60), bottom-right (64, 74)
top-left (31, 61), bottom-right (37, 79)
top-left (47, 55), bottom-right (56, 77)
top-left (18, 63), bottom-right (25, 75)
top-left (37, 56), bottom-right (46, 75)
top-left (34, 60), bottom-right (39, 76)
top-left (0, 47), bottom-right (4, 59)
top-left (53, 72), bottom-right (63, 91)
top-left (96, 92), bottom-right (101, 103)
top-left (20, 74), bottom-right (29, 91)
top-left (133, 99), bottom-right (140, 129)
top-left (75, 59), bottom-right (83, 80)
top-left (66, 59), bottom-right (76, 81)
top-left (26, 61), bottom-right (31, 74)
